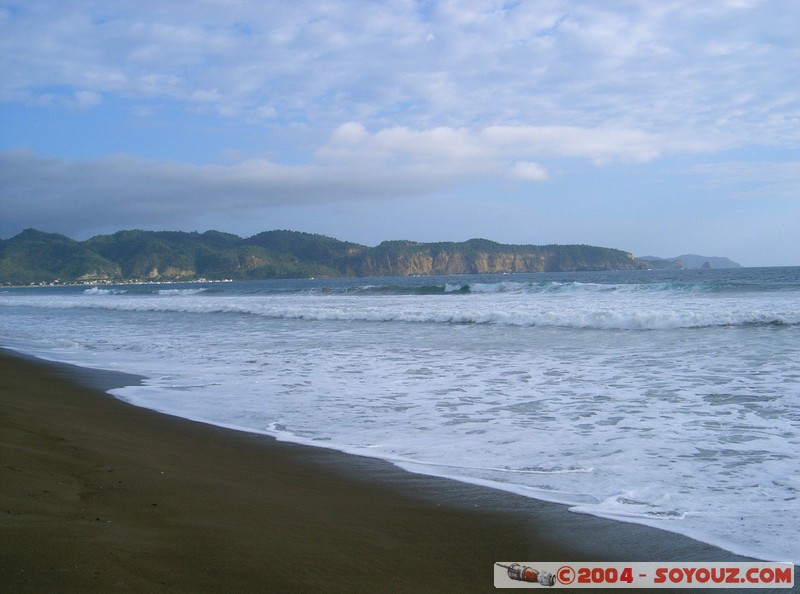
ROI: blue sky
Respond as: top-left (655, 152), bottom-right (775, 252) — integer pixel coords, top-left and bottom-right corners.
top-left (1, 1), bottom-right (798, 266)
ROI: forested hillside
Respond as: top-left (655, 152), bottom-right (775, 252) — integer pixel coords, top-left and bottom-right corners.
top-left (0, 229), bottom-right (647, 285)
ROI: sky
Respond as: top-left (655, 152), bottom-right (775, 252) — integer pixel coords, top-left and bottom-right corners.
top-left (1, 1), bottom-right (799, 266)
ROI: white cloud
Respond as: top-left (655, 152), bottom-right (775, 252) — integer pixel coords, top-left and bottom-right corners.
top-left (319, 121), bottom-right (717, 167)
top-left (318, 122), bottom-right (488, 163)
top-left (2, 0), bottom-right (796, 147)
top-left (511, 161), bottom-right (549, 181)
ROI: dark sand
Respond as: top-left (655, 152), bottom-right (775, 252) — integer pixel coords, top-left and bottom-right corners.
top-left (1, 349), bottom-right (781, 593)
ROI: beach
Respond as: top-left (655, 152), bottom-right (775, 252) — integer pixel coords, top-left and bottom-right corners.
top-left (0, 349), bottom-right (782, 593)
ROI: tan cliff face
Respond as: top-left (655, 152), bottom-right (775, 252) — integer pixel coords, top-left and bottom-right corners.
top-left (351, 249), bottom-right (638, 276)
top-left (471, 252), bottom-right (548, 274)
top-left (145, 267), bottom-right (195, 279)
top-left (242, 254), bottom-right (269, 270)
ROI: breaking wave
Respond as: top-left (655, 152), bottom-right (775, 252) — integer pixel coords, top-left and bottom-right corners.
top-left (3, 292), bottom-right (798, 330)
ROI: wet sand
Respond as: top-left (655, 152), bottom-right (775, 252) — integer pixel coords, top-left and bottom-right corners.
top-left (1, 349), bottom-right (768, 592)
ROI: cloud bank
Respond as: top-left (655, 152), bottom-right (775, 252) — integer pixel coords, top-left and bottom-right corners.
top-left (4, 0), bottom-right (796, 142)
top-left (1, 115), bottom-right (722, 238)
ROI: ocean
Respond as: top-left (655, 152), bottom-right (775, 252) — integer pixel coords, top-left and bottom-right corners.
top-left (2, 267), bottom-right (798, 563)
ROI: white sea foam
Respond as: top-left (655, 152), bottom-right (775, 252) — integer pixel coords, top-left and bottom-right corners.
top-left (155, 288), bottom-right (208, 296)
top-left (2, 289), bottom-right (798, 330)
top-left (2, 270), bottom-right (799, 562)
top-left (83, 286), bottom-right (127, 295)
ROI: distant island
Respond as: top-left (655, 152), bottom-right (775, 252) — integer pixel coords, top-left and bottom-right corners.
top-left (0, 228), bottom-right (740, 285)
top-left (637, 255), bottom-right (741, 270)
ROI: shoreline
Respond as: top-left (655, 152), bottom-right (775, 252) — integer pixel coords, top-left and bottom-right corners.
top-left (1, 348), bottom-right (787, 592)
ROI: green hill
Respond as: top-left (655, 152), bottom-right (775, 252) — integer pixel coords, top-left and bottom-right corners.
top-left (0, 228), bottom-right (648, 285)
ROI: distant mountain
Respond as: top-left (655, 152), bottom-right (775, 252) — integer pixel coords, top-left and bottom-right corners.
top-left (0, 228), bottom-right (648, 285)
top-left (0, 229), bottom-right (121, 285)
top-left (638, 254), bottom-right (741, 270)
top-left (674, 254), bottom-right (741, 269)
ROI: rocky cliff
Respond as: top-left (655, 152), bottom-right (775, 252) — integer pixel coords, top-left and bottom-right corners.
top-left (346, 239), bottom-right (645, 276)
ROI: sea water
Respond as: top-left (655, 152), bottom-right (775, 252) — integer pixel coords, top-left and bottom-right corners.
top-left (2, 267), bottom-right (798, 562)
